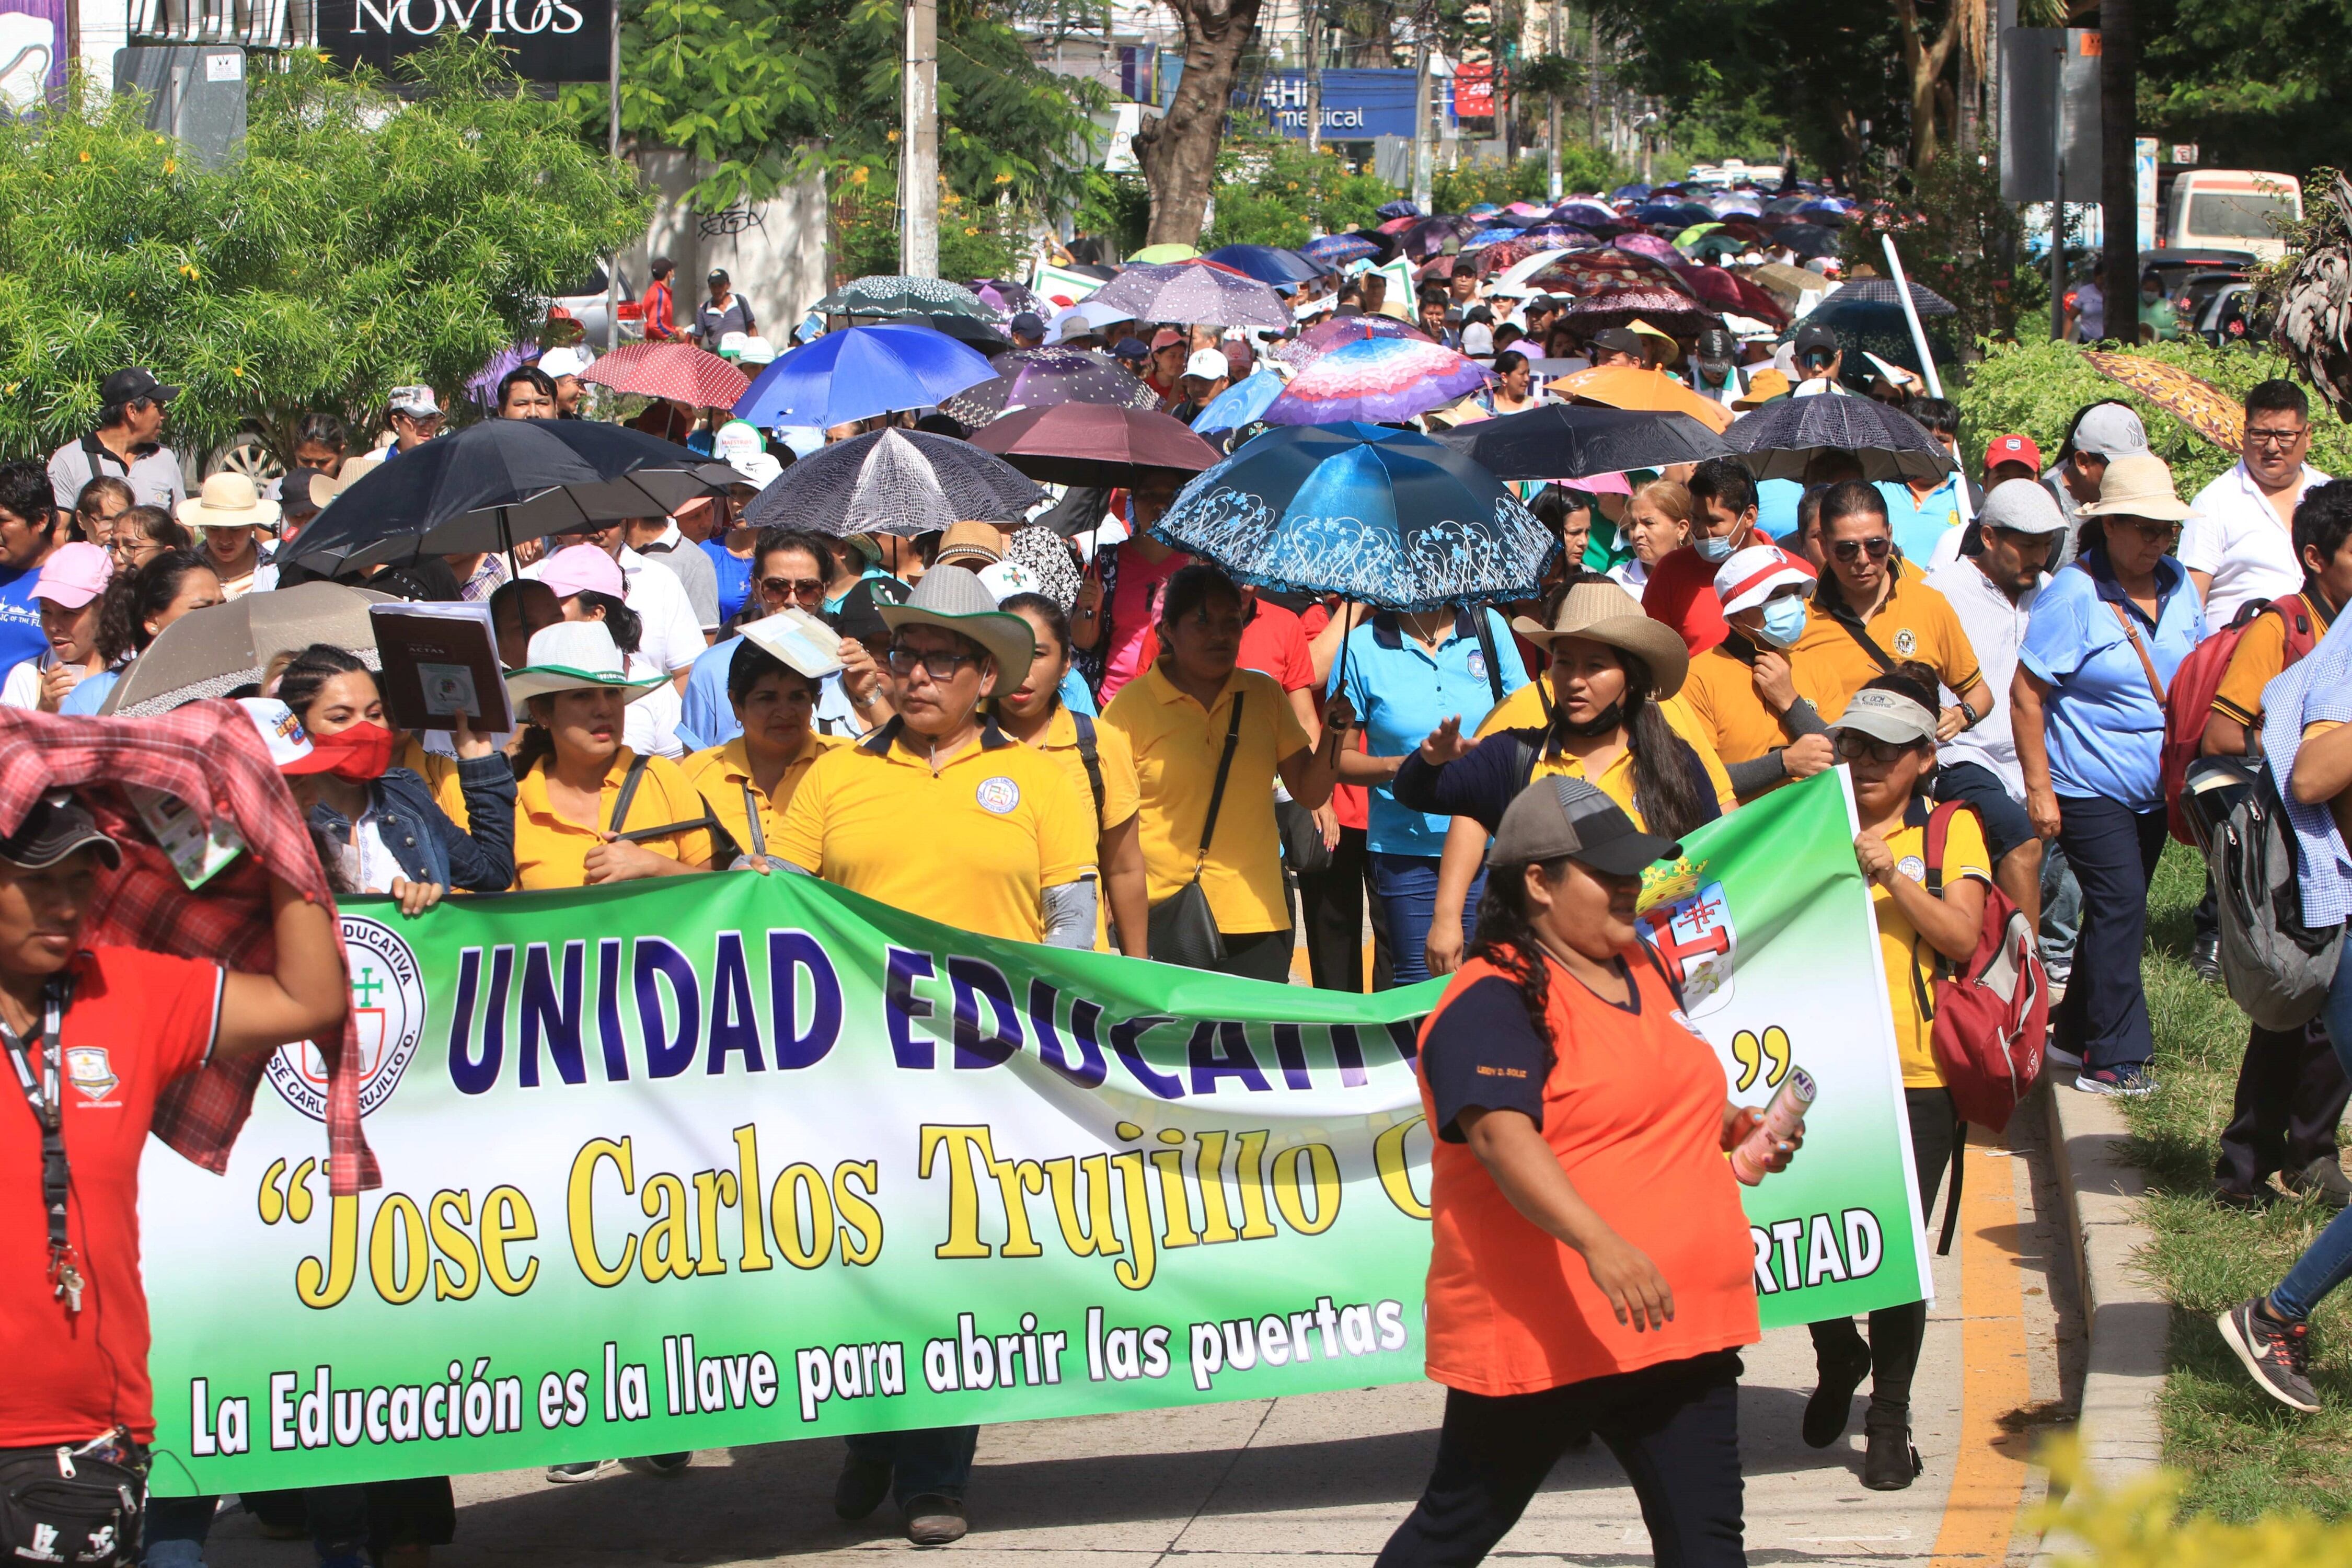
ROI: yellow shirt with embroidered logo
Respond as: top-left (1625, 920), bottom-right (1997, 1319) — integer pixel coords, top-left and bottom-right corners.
top-left (772, 720), bottom-right (1096, 944)
top-left (1472, 678), bottom-right (1737, 813)
top-left (511, 747), bottom-right (715, 891)
top-left (1789, 562), bottom-right (1983, 722)
top-left (684, 733), bottom-right (846, 865)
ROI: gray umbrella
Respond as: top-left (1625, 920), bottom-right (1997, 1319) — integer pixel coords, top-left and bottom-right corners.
top-left (100, 582), bottom-right (398, 718)
top-left (1087, 262), bottom-right (1293, 330)
top-left (743, 428), bottom-right (1044, 537)
top-left (816, 275), bottom-right (1001, 321)
top-left (1723, 393), bottom-right (1956, 482)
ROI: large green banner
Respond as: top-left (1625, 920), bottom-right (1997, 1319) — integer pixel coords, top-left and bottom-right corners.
top-left (139, 769), bottom-right (1928, 1493)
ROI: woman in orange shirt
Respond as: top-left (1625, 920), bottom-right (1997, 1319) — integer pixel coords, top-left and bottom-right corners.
top-left (1381, 776), bottom-right (1800, 1568)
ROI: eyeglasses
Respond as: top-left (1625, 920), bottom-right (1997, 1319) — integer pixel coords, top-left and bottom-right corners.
top-left (887, 647), bottom-right (980, 680)
top-left (2246, 426), bottom-right (2309, 448)
top-left (2111, 518), bottom-right (2181, 543)
top-left (1834, 731), bottom-right (1917, 764)
top-left (760, 576), bottom-right (824, 602)
top-left (1829, 536), bottom-right (1893, 562)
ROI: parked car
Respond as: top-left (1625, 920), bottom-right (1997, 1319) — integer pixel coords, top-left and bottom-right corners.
top-left (549, 264), bottom-right (638, 350)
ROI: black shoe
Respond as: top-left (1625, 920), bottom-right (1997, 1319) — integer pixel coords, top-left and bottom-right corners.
top-left (2214, 1181), bottom-right (2277, 1212)
top-left (835, 1455), bottom-right (892, 1521)
top-left (1862, 1421), bottom-right (1922, 1490)
top-left (621, 1452), bottom-right (691, 1476)
top-left (2218, 1298), bottom-right (2319, 1412)
top-left (903, 1495), bottom-right (967, 1546)
top-left (2194, 931), bottom-right (2223, 984)
top-left (1802, 1342), bottom-right (1873, 1448)
top-left (2281, 1156), bottom-right (2352, 1211)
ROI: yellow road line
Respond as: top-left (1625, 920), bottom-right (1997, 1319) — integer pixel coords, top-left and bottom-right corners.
top-left (1928, 1137), bottom-right (2033, 1568)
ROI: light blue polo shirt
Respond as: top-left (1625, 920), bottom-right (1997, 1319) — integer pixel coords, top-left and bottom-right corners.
top-left (1330, 607), bottom-right (1528, 858)
top-left (2018, 551), bottom-right (2207, 811)
top-left (1876, 476), bottom-right (1966, 566)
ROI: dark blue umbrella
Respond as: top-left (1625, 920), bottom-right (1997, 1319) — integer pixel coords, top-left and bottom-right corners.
top-left (1612, 183), bottom-right (1653, 201)
top-left (734, 324), bottom-right (994, 428)
top-left (1303, 234), bottom-right (1378, 266)
top-left (1204, 244), bottom-right (1325, 284)
top-left (1377, 199), bottom-right (1424, 220)
top-left (1151, 423), bottom-right (1555, 612)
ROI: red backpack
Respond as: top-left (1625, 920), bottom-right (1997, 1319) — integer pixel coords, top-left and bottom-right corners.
top-left (2159, 593), bottom-right (2324, 845)
top-left (1915, 801), bottom-right (2050, 1135)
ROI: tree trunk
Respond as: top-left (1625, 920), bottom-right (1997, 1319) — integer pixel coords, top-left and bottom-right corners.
top-left (1891, 0), bottom-right (1967, 168)
top-left (1133, 0), bottom-right (1266, 246)
top-left (2099, 0), bottom-right (2137, 320)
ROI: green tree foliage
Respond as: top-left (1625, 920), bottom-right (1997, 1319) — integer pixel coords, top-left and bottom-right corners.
top-left (565, 0), bottom-right (1105, 232)
top-left (1841, 143), bottom-right (2037, 352)
top-left (1430, 146), bottom-right (1630, 209)
top-left (2136, 0), bottom-right (2352, 177)
top-left (0, 40), bottom-right (644, 462)
top-left (1204, 130), bottom-right (1396, 248)
top-left (1952, 338), bottom-right (2352, 497)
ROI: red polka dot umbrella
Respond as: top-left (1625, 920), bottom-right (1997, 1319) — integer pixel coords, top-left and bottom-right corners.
top-left (581, 341), bottom-right (752, 409)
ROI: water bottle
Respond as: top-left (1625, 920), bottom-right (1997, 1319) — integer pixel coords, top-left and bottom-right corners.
top-left (1732, 1067), bottom-right (1816, 1186)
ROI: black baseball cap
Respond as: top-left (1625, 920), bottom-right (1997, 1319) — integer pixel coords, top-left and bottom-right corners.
top-left (1489, 776), bottom-right (1677, 877)
top-left (0, 792), bottom-right (121, 872)
top-left (1590, 327), bottom-right (1645, 358)
top-left (1794, 322), bottom-right (1839, 356)
top-left (707, 268), bottom-right (730, 284)
top-left (102, 367), bottom-right (178, 406)
top-left (827, 577), bottom-right (907, 646)
top-left (1695, 327), bottom-right (1736, 361)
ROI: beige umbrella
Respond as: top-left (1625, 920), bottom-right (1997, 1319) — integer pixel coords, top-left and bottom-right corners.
top-left (100, 582), bottom-right (397, 718)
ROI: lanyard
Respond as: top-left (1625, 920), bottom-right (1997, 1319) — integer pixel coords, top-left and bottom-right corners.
top-left (2, 975), bottom-right (84, 1312)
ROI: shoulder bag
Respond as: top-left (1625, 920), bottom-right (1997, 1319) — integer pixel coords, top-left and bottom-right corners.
top-left (1148, 692), bottom-right (1244, 967)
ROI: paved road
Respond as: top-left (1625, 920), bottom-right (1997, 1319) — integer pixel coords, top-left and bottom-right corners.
top-left (204, 1115), bottom-right (2079, 1567)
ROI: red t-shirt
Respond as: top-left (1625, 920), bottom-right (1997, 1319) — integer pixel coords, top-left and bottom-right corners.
top-left (1298, 601), bottom-right (1369, 832)
top-left (1642, 545), bottom-right (1731, 655)
top-left (1416, 951), bottom-right (1757, 1394)
top-left (1238, 594), bottom-right (1315, 694)
top-left (0, 949), bottom-right (223, 1445)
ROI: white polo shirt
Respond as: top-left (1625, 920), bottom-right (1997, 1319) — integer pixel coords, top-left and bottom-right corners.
top-left (2183, 459), bottom-right (2328, 627)
top-left (1925, 554), bottom-right (2042, 799)
top-left (527, 544), bottom-right (705, 675)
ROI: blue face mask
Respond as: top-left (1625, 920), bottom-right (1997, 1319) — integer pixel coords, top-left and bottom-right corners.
top-left (1695, 532), bottom-right (1736, 563)
top-left (1757, 595), bottom-right (1809, 649)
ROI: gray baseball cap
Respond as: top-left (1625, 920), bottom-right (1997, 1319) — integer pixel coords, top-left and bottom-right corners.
top-left (1828, 687), bottom-right (1938, 747)
top-left (2070, 404), bottom-right (2148, 458)
top-left (1977, 478), bottom-right (2069, 536)
top-left (1490, 776), bottom-right (1679, 876)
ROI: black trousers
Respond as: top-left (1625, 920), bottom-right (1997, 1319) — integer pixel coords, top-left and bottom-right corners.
top-left (2051, 795), bottom-right (2168, 1072)
top-left (1808, 1088), bottom-right (1956, 1423)
top-left (2216, 1021), bottom-right (2352, 1191)
top-left (1376, 1350), bottom-right (1746, 1568)
top-left (1298, 825), bottom-right (1394, 993)
top-left (1202, 927), bottom-right (1296, 984)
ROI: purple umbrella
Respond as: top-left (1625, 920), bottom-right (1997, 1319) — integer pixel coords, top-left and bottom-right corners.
top-left (1268, 315), bottom-right (1434, 370)
top-left (1262, 337), bottom-right (1494, 425)
top-left (1303, 234), bottom-right (1380, 266)
top-left (1087, 261), bottom-right (1292, 329)
top-left (937, 348), bottom-right (1158, 425)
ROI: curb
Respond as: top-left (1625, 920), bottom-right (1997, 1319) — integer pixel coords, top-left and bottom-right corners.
top-left (2044, 1078), bottom-right (2169, 1485)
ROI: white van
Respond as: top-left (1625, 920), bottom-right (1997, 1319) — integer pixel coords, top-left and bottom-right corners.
top-left (2162, 170), bottom-right (2303, 261)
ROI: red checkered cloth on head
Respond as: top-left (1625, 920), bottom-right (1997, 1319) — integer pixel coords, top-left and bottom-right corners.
top-left (0, 702), bottom-right (379, 1195)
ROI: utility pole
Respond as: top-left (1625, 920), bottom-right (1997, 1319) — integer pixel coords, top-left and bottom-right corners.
top-left (2099, 0), bottom-right (2137, 322)
top-left (605, 0), bottom-right (620, 353)
top-left (1410, 1), bottom-right (1434, 211)
top-left (900, 0), bottom-right (940, 278)
top-left (1306, 0), bottom-right (1323, 156)
top-left (1544, 0), bottom-right (1560, 199)
top-left (1586, 10), bottom-right (1599, 148)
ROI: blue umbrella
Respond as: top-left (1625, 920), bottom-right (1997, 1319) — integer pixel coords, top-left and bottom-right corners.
top-left (1204, 244), bottom-right (1325, 284)
top-left (1152, 422), bottom-right (1555, 612)
top-left (733, 323), bottom-right (993, 428)
top-left (1376, 199), bottom-right (1424, 220)
top-left (1612, 182), bottom-right (1653, 201)
top-left (1190, 369), bottom-right (1288, 434)
top-left (1302, 233), bottom-right (1379, 266)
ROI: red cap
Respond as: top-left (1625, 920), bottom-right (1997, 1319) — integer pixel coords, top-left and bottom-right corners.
top-left (1984, 432), bottom-right (2043, 471)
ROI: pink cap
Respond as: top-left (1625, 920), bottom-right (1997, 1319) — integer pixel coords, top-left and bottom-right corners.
top-left (540, 544), bottom-right (626, 602)
top-left (33, 543), bottom-right (112, 609)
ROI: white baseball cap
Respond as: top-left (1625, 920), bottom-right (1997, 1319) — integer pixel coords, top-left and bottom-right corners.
top-left (1712, 543), bottom-right (1816, 616)
top-left (537, 346), bottom-right (593, 379)
top-left (1185, 349), bottom-right (1229, 382)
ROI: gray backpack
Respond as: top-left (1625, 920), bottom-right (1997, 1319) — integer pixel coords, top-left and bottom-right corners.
top-left (2187, 756), bottom-right (2347, 1030)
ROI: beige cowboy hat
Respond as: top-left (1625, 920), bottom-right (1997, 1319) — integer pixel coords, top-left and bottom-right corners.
top-left (878, 561), bottom-right (1036, 695)
top-left (176, 470), bottom-right (282, 534)
top-left (311, 449), bottom-right (386, 508)
top-left (1510, 578), bottom-right (1691, 699)
top-left (2078, 452), bottom-right (2198, 523)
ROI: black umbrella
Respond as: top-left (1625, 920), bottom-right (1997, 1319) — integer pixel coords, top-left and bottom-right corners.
top-left (1431, 405), bottom-right (1732, 480)
top-left (741, 428), bottom-right (1042, 537)
top-left (286, 419), bottom-right (739, 573)
top-left (1828, 276), bottom-right (1959, 316)
top-left (1773, 223), bottom-right (1841, 260)
top-left (1723, 394), bottom-right (1955, 482)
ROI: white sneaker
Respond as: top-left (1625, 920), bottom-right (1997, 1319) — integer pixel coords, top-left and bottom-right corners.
top-left (546, 1459), bottom-right (618, 1483)
top-left (2044, 1042), bottom-right (2083, 1071)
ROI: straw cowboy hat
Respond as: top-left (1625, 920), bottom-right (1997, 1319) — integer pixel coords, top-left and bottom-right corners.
top-left (1511, 578), bottom-right (1691, 698)
top-left (504, 621), bottom-right (666, 707)
top-left (176, 470), bottom-right (281, 533)
top-left (878, 562), bottom-right (1036, 695)
top-left (2078, 452), bottom-right (2198, 522)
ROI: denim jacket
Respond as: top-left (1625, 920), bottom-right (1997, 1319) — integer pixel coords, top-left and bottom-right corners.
top-left (307, 759), bottom-right (516, 893)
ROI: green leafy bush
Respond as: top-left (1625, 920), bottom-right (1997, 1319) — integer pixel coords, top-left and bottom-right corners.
top-left (1207, 131), bottom-right (1396, 249)
top-left (1951, 338), bottom-right (2352, 496)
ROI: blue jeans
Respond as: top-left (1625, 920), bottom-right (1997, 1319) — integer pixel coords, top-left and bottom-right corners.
top-left (843, 1425), bottom-right (978, 1507)
top-left (1369, 852), bottom-right (1486, 988)
top-left (2039, 841), bottom-right (2083, 986)
top-left (2269, 951), bottom-right (2352, 1319)
top-left (2052, 795), bottom-right (2167, 1072)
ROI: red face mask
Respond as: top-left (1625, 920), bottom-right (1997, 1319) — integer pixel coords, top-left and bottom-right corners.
top-left (303, 721), bottom-right (398, 782)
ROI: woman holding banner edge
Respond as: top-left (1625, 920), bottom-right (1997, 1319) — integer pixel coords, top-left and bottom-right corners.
top-left (1378, 774), bottom-right (1800, 1568)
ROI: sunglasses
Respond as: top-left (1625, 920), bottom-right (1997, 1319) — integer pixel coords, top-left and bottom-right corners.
top-left (887, 647), bottom-right (980, 680)
top-left (2111, 518), bottom-right (2181, 543)
top-left (760, 575), bottom-right (824, 601)
top-left (1834, 731), bottom-right (1919, 764)
top-left (1829, 536), bottom-right (1893, 562)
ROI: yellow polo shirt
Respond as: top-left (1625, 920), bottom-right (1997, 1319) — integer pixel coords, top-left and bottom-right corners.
top-left (1872, 804), bottom-right (1992, 1088)
top-left (395, 735), bottom-right (470, 832)
top-left (773, 718), bottom-right (1096, 944)
top-left (512, 747), bottom-right (716, 890)
top-left (1789, 562), bottom-right (1983, 722)
top-left (1025, 706), bottom-right (1140, 831)
top-left (1102, 663), bottom-right (1310, 935)
top-left (684, 733), bottom-right (845, 864)
top-left (1473, 677), bottom-right (1737, 812)
top-left (1681, 642), bottom-right (1793, 772)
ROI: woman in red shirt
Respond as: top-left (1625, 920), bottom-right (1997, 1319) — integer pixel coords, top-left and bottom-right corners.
top-left (1380, 776), bottom-right (1799, 1568)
